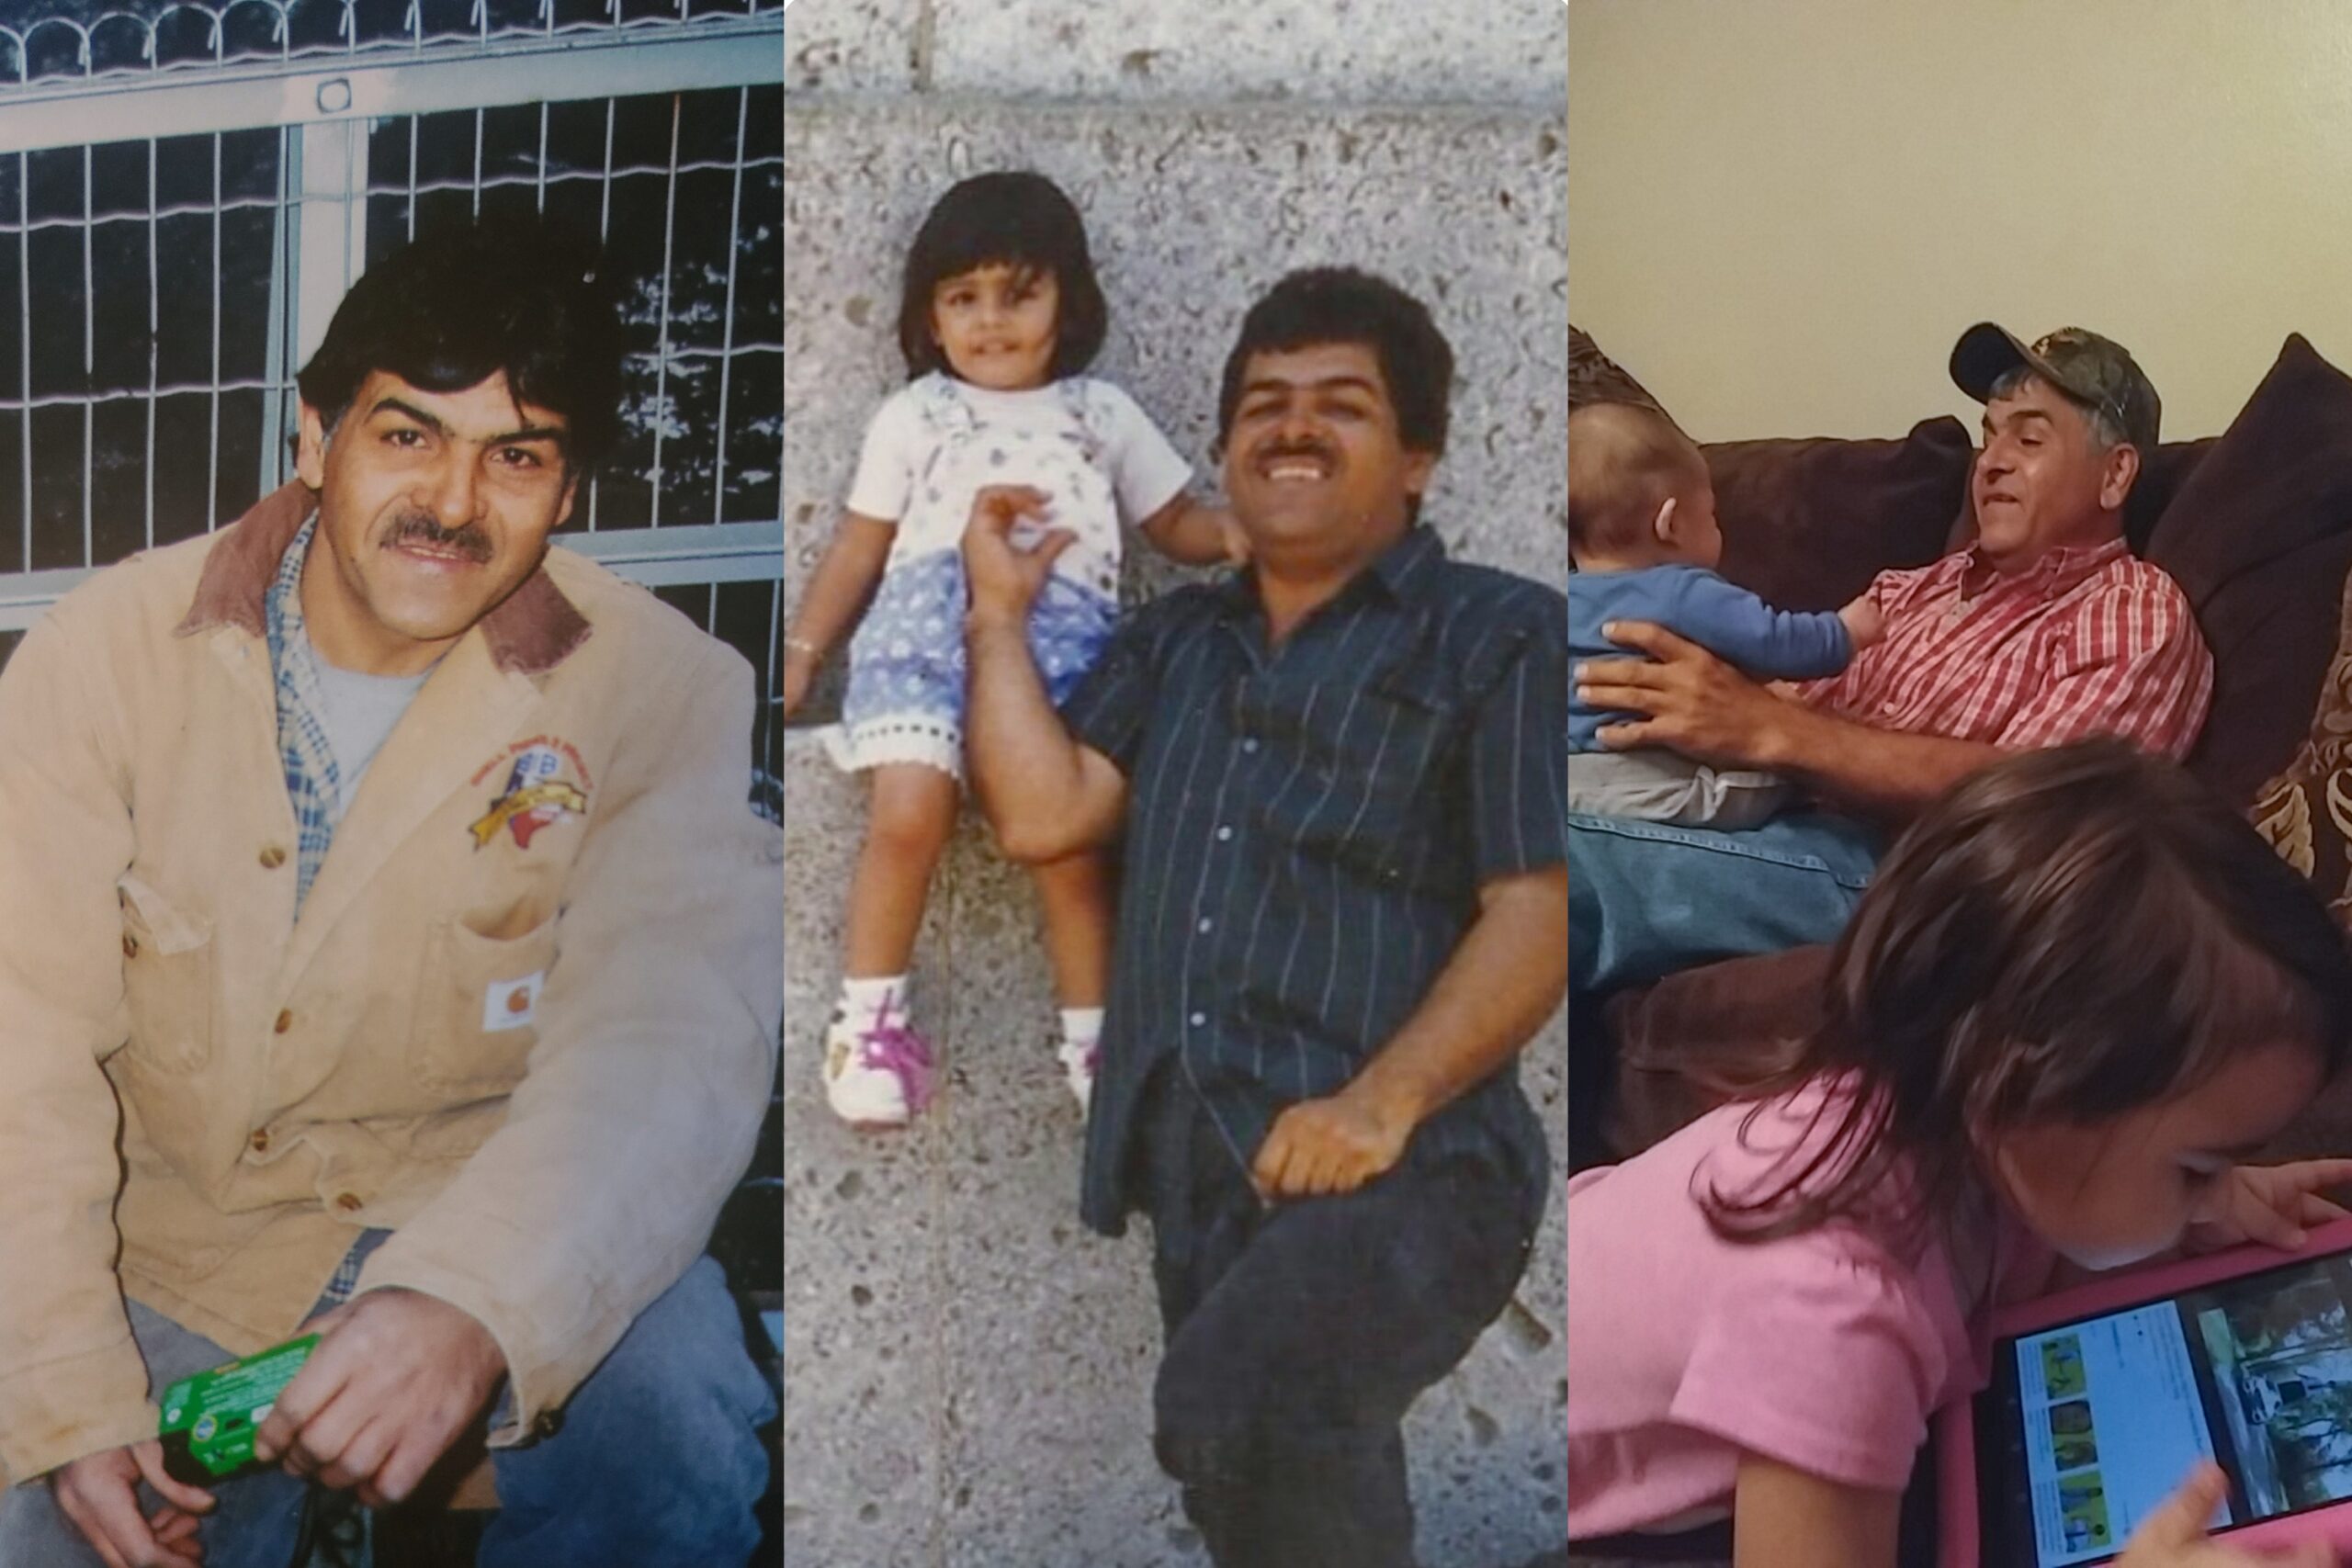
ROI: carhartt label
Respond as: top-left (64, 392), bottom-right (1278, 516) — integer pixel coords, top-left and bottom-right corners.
top-left (484, 972), bottom-right (545, 1032)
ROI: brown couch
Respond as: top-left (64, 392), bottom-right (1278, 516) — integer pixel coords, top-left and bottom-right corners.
top-left (1574, 330), bottom-right (2352, 1166)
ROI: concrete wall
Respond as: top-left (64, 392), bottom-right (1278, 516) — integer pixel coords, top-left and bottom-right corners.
top-left (783, 6), bottom-right (1566, 1563)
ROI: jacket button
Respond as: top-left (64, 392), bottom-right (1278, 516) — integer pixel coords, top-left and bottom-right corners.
top-left (274, 1010), bottom-right (293, 1033)
top-left (533, 1408), bottom-right (565, 1439)
top-left (122, 934), bottom-right (139, 958)
top-left (259, 845), bottom-right (287, 869)
top-left (249, 1130), bottom-right (269, 1154)
top-left (334, 1191), bottom-right (362, 1213)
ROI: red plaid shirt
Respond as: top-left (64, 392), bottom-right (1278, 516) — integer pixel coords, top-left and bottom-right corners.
top-left (1798, 538), bottom-right (2212, 759)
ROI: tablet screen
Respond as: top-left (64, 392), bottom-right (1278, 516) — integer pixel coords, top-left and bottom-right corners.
top-left (1977, 1248), bottom-right (2352, 1565)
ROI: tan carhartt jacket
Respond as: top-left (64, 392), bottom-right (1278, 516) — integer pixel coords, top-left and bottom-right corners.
top-left (0, 482), bottom-right (783, 1482)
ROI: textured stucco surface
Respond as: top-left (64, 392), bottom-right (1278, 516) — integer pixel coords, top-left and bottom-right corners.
top-left (785, 14), bottom-right (1566, 1564)
top-left (786, 0), bottom-right (1567, 107)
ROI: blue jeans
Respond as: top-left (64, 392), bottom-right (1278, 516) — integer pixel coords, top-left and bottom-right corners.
top-left (0, 1254), bottom-right (774, 1568)
top-left (1568, 807), bottom-right (1883, 998)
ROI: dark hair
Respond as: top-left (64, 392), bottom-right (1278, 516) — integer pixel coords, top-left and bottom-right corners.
top-left (1215, 266), bottom-right (1454, 455)
top-left (295, 215), bottom-right (624, 471)
top-left (1705, 740), bottom-right (2352, 1252)
top-left (895, 172), bottom-right (1106, 382)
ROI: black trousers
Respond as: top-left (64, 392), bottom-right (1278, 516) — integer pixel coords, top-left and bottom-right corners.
top-left (1140, 1076), bottom-right (1540, 1568)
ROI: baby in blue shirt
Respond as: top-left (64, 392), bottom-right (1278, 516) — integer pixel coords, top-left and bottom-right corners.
top-left (1568, 402), bottom-right (1882, 828)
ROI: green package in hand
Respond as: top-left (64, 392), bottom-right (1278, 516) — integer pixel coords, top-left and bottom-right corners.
top-left (157, 1334), bottom-right (320, 1485)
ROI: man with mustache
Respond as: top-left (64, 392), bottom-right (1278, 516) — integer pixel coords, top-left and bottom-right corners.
top-left (1567, 326), bottom-right (2212, 1129)
top-left (963, 267), bottom-right (1568, 1565)
top-left (0, 219), bottom-right (782, 1567)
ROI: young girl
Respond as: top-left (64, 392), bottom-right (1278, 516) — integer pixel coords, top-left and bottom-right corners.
top-left (1569, 740), bottom-right (2352, 1567)
top-left (782, 170), bottom-right (1240, 1129)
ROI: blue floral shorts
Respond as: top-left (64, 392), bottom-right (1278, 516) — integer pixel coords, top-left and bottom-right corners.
top-left (831, 548), bottom-right (1119, 781)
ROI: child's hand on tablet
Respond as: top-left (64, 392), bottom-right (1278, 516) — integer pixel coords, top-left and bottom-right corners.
top-left (2119, 1462), bottom-right (2335, 1566)
top-left (2185, 1159), bottom-right (2352, 1254)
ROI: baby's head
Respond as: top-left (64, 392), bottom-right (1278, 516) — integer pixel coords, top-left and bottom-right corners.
top-left (1712, 740), bottom-right (2352, 1268)
top-left (1566, 401), bottom-right (1720, 571)
top-left (896, 171), bottom-right (1106, 393)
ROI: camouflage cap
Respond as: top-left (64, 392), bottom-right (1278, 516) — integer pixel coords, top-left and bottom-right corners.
top-left (1950, 322), bottom-right (2161, 455)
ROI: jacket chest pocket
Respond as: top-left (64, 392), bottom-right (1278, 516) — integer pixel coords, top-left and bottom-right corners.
top-left (118, 875), bottom-right (216, 1073)
top-left (415, 910), bottom-right (558, 1098)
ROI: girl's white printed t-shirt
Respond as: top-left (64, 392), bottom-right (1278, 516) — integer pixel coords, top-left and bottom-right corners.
top-left (845, 374), bottom-right (1193, 602)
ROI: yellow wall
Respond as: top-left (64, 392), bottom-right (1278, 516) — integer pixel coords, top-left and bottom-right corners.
top-left (1569, 0), bottom-right (2352, 443)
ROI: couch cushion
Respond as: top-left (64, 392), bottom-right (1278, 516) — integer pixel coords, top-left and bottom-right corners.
top-left (1704, 419), bottom-right (1973, 614)
top-left (1570, 324), bottom-right (1672, 417)
top-left (2149, 336), bottom-right (2352, 807)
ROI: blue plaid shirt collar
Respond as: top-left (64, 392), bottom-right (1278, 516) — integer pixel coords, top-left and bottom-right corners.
top-left (263, 515), bottom-right (342, 911)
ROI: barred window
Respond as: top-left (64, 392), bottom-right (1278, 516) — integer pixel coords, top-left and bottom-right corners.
top-left (0, 4), bottom-right (782, 804)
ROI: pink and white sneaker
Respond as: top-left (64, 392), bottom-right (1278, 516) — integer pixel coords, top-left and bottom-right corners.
top-left (822, 998), bottom-right (936, 1129)
top-left (1057, 1035), bottom-right (1100, 1116)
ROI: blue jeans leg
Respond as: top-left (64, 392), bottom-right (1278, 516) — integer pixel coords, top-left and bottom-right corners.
top-left (481, 1257), bottom-right (775, 1568)
top-left (1568, 807), bottom-right (1883, 998)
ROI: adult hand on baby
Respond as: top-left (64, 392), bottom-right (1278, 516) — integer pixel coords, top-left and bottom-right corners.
top-left (2118, 1461), bottom-right (2335, 1566)
top-left (962, 485), bottom-right (1072, 626)
top-left (2186, 1159), bottom-right (2352, 1254)
top-left (1578, 621), bottom-right (1793, 770)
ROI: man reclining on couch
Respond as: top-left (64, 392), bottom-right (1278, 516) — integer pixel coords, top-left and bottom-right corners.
top-left (1570, 322), bottom-right (2214, 1008)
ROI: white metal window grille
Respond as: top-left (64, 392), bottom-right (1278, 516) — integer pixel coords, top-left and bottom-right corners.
top-left (0, 7), bottom-right (784, 800)
top-left (5, 1), bottom-right (782, 89)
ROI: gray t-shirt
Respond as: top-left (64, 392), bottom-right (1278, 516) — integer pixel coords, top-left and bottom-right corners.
top-left (308, 639), bottom-right (431, 812)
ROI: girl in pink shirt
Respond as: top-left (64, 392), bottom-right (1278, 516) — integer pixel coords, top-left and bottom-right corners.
top-left (1570, 739), bottom-right (2352, 1568)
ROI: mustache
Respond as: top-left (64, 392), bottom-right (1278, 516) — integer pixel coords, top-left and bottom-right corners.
top-left (383, 511), bottom-right (494, 563)
top-left (1253, 439), bottom-right (1337, 467)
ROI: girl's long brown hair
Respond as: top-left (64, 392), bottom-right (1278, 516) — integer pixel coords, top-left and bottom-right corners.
top-left (1703, 740), bottom-right (2352, 1252)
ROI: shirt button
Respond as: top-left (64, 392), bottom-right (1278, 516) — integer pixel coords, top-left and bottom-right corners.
top-left (1188, 1011), bottom-right (1206, 1028)
top-left (258, 845), bottom-right (287, 870)
top-left (1216, 826), bottom-right (1233, 842)
top-left (1241, 739), bottom-right (1260, 754)
top-left (1196, 917), bottom-right (1213, 933)
top-left (249, 1130), bottom-right (269, 1154)
top-left (274, 1010), bottom-right (293, 1034)
top-left (121, 934), bottom-right (139, 958)
top-left (334, 1191), bottom-right (363, 1213)
top-left (534, 1408), bottom-right (566, 1439)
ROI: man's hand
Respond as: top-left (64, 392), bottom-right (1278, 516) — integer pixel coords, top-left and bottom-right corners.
top-left (51, 1439), bottom-right (214, 1568)
top-left (252, 1287), bottom-right (505, 1509)
top-left (2118, 1461), bottom-right (2332, 1566)
top-left (1577, 620), bottom-right (1797, 770)
top-left (962, 485), bottom-right (1072, 625)
top-left (2187, 1159), bottom-right (2352, 1254)
top-left (1250, 1083), bottom-right (1418, 1201)
top-left (1216, 512), bottom-right (1252, 568)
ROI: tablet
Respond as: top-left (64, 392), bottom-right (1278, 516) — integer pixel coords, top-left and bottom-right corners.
top-left (1939, 1216), bottom-right (2352, 1567)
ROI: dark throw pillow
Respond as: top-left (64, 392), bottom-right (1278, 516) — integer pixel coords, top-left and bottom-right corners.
top-left (1703, 418), bottom-right (1973, 613)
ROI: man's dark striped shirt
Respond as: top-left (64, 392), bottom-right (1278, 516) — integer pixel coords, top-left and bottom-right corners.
top-left (1062, 525), bottom-right (1568, 1235)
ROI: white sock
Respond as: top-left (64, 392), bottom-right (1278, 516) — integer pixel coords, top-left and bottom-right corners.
top-left (1059, 1006), bottom-right (1104, 1045)
top-left (840, 976), bottom-right (908, 1032)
